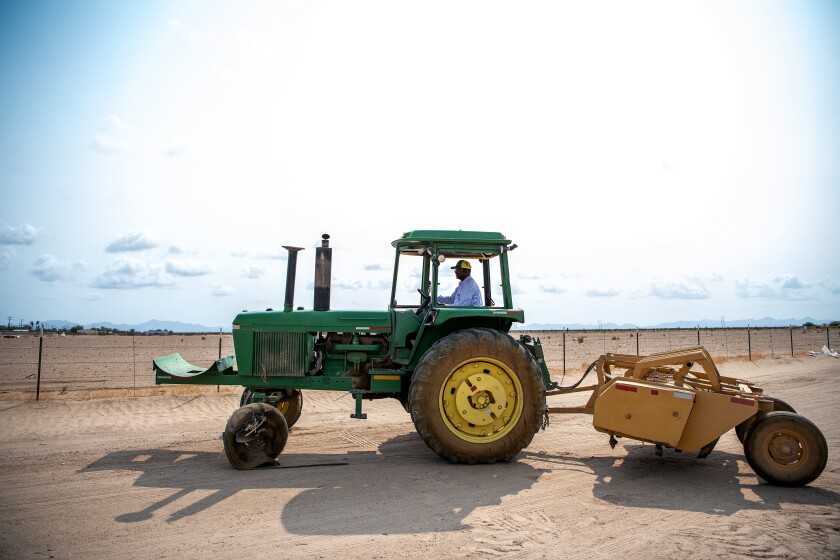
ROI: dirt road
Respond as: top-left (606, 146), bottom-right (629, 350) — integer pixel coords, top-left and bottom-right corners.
top-left (1, 355), bottom-right (838, 559)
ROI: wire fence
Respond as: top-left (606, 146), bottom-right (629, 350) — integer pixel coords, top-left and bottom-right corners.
top-left (522, 326), bottom-right (838, 376)
top-left (0, 333), bottom-right (235, 398)
top-left (0, 327), bottom-right (837, 400)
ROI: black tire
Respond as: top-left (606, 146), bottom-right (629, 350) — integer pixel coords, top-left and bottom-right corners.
top-left (279, 390), bottom-right (303, 427)
top-left (743, 411), bottom-right (827, 487)
top-left (408, 328), bottom-right (546, 464)
top-left (222, 403), bottom-right (288, 469)
top-left (735, 396), bottom-right (795, 443)
top-left (240, 388), bottom-right (303, 428)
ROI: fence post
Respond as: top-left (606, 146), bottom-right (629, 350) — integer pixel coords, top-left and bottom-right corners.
top-left (790, 325), bottom-right (794, 357)
top-left (36, 324), bottom-right (44, 401)
top-left (217, 328), bottom-right (222, 392)
top-left (636, 327), bottom-right (639, 355)
top-left (828, 328), bottom-right (831, 350)
top-left (696, 326), bottom-right (700, 346)
top-left (132, 334), bottom-right (136, 397)
top-left (747, 326), bottom-right (751, 361)
top-left (562, 329), bottom-right (566, 374)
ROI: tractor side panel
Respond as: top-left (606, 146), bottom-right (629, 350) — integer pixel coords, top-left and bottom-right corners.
top-left (593, 380), bottom-right (695, 447)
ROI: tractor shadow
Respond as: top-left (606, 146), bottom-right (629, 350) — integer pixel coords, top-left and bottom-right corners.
top-left (80, 431), bottom-right (546, 533)
top-left (521, 442), bottom-right (840, 516)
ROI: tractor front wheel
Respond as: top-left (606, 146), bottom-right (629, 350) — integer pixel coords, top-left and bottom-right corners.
top-left (408, 328), bottom-right (546, 464)
top-left (240, 388), bottom-right (303, 428)
top-left (222, 403), bottom-right (288, 469)
top-left (743, 411), bottom-right (827, 486)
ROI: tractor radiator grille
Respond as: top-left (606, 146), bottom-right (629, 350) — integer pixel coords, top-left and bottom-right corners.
top-left (253, 331), bottom-right (310, 377)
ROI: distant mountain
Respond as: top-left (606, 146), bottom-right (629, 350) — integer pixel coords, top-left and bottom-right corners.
top-left (41, 319), bottom-right (230, 333)
top-left (517, 317), bottom-right (830, 330)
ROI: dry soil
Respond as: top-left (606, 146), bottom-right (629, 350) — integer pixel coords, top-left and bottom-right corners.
top-left (0, 354), bottom-right (838, 559)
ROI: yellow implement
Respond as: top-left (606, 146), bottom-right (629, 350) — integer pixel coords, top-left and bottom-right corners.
top-left (547, 346), bottom-right (827, 486)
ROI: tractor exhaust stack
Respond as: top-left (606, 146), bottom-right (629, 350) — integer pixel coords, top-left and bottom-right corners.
top-left (282, 246), bottom-right (304, 312)
top-left (314, 234), bottom-right (332, 311)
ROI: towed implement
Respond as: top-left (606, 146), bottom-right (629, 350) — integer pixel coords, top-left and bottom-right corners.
top-left (154, 230), bottom-right (827, 486)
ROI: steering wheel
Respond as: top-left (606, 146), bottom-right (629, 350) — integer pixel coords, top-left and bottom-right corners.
top-left (415, 288), bottom-right (432, 316)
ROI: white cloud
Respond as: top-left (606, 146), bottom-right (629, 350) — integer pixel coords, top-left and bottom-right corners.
top-left (242, 266), bottom-right (265, 279)
top-left (168, 17), bottom-right (203, 40)
top-left (211, 285), bottom-right (233, 296)
top-left (334, 278), bottom-right (363, 290)
top-left (366, 279), bottom-right (390, 290)
top-left (107, 114), bottom-right (127, 128)
top-left (540, 283), bottom-right (567, 294)
top-left (586, 287), bottom-right (620, 297)
top-left (230, 249), bottom-right (287, 260)
top-left (89, 134), bottom-right (134, 155)
top-left (29, 255), bottom-right (84, 283)
top-left (91, 257), bottom-right (174, 289)
top-left (0, 223), bottom-right (40, 245)
top-left (735, 273), bottom-right (813, 300)
top-left (820, 278), bottom-right (840, 295)
top-left (0, 247), bottom-right (16, 268)
top-left (106, 231), bottom-right (160, 252)
top-left (650, 278), bottom-right (711, 299)
top-left (162, 138), bottom-right (190, 158)
top-left (165, 260), bottom-right (215, 277)
top-left (364, 263), bottom-right (385, 271)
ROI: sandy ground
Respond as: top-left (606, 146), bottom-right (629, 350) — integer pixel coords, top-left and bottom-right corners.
top-left (0, 355), bottom-right (838, 559)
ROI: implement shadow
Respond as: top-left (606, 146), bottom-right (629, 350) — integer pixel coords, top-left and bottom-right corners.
top-left (522, 442), bottom-right (839, 515)
top-left (80, 431), bottom-right (545, 534)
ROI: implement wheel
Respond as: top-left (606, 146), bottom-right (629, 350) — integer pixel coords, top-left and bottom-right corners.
top-left (408, 328), bottom-right (546, 464)
top-left (735, 396), bottom-right (795, 443)
top-left (743, 411), bottom-right (827, 487)
top-left (240, 388), bottom-right (303, 428)
top-left (223, 403), bottom-right (288, 469)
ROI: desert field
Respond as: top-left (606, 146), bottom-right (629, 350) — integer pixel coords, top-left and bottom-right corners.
top-left (0, 331), bottom-right (838, 559)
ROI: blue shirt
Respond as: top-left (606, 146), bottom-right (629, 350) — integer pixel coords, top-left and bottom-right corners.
top-left (437, 275), bottom-right (483, 306)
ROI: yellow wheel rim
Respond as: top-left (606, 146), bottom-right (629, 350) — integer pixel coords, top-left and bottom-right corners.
top-left (766, 429), bottom-right (807, 467)
top-left (275, 399), bottom-right (290, 415)
top-left (438, 357), bottom-right (523, 443)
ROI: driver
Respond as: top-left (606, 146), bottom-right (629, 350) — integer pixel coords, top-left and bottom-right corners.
top-left (437, 260), bottom-right (483, 306)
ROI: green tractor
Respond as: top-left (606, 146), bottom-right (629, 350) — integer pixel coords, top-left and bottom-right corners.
top-left (154, 230), bottom-right (551, 469)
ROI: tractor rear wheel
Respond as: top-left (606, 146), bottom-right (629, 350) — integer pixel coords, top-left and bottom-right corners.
top-left (223, 403), bottom-right (288, 469)
top-left (743, 411), bottom-right (827, 486)
top-left (240, 388), bottom-right (303, 428)
top-left (408, 328), bottom-right (546, 463)
top-left (735, 396), bottom-right (795, 443)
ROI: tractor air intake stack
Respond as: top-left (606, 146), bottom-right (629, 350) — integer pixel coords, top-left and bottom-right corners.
top-left (314, 234), bottom-right (332, 311)
top-left (282, 245), bottom-right (304, 312)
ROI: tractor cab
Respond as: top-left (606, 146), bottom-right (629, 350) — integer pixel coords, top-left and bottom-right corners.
top-left (388, 230), bottom-right (523, 368)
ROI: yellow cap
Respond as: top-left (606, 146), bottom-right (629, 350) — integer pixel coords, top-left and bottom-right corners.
top-left (451, 260), bottom-right (471, 270)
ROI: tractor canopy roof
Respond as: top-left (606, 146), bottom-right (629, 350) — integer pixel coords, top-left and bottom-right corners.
top-left (392, 230), bottom-right (511, 259)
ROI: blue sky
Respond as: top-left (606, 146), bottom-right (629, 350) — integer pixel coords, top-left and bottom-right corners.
top-left (1, 0), bottom-right (838, 328)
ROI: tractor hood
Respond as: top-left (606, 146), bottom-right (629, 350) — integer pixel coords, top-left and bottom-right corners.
top-left (233, 309), bottom-right (391, 334)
